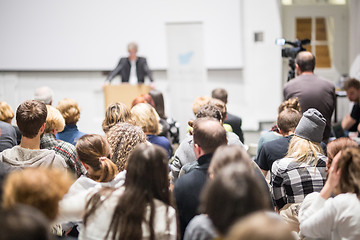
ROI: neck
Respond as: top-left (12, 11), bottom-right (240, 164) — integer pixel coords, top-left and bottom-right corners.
top-left (20, 136), bottom-right (41, 150)
top-left (282, 131), bottom-right (294, 137)
top-left (299, 71), bottom-right (314, 76)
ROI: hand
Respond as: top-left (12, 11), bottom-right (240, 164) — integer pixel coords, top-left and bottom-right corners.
top-left (320, 151), bottom-right (341, 199)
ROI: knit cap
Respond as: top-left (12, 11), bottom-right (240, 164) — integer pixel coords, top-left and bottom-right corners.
top-left (294, 108), bottom-right (326, 143)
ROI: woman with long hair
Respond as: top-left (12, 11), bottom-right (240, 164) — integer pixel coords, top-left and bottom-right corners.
top-left (80, 143), bottom-right (177, 240)
top-left (299, 146), bottom-right (360, 239)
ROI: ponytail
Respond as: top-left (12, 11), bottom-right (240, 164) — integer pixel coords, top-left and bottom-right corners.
top-left (94, 157), bottom-right (119, 183)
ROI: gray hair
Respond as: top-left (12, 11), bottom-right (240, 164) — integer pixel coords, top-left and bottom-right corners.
top-left (34, 86), bottom-right (54, 105)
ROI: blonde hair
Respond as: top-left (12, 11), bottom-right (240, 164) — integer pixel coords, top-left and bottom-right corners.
top-left (131, 103), bottom-right (161, 135)
top-left (285, 136), bottom-right (323, 166)
top-left (0, 101), bottom-right (14, 123)
top-left (106, 122), bottom-right (147, 171)
top-left (192, 96), bottom-right (211, 115)
top-left (2, 168), bottom-right (74, 221)
top-left (56, 98), bottom-right (81, 125)
top-left (102, 102), bottom-right (132, 133)
top-left (45, 105), bottom-right (65, 133)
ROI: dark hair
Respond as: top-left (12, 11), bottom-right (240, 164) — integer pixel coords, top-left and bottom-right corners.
top-left (337, 147), bottom-right (360, 197)
top-left (84, 143), bottom-right (172, 240)
top-left (193, 118), bottom-right (227, 154)
top-left (211, 88), bottom-right (228, 104)
top-left (102, 102), bottom-right (132, 133)
top-left (76, 134), bottom-right (119, 182)
top-left (344, 78), bottom-right (360, 91)
top-left (195, 104), bottom-right (222, 122)
top-left (16, 100), bottom-right (47, 138)
top-left (209, 99), bottom-right (227, 121)
top-left (277, 108), bottom-right (302, 134)
top-left (295, 51), bottom-right (315, 72)
top-left (0, 204), bottom-right (52, 240)
top-left (201, 163), bottom-right (271, 235)
top-left (149, 89), bottom-right (166, 119)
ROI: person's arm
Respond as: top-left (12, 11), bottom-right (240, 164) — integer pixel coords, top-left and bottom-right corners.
top-left (256, 145), bottom-right (270, 177)
top-left (142, 58), bottom-right (153, 82)
top-left (341, 114), bottom-right (356, 131)
top-left (271, 161), bottom-right (287, 210)
top-left (106, 59), bottom-right (125, 83)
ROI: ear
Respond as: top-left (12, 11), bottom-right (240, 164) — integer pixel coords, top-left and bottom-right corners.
top-left (39, 122), bottom-right (46, 134)
top-left (82, 162), bottom-right (90, 170)
top-left (277, 125), bottom-right (283, 135)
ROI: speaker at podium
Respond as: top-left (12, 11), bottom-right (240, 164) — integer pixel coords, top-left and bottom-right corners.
top-left (103, 84), bottom-right (151, 108)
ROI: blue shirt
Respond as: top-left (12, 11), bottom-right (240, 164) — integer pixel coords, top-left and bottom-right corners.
top-left (147, 134), bottom-right (172, 159)
top-left (56, 124), bottom-right (86, 146)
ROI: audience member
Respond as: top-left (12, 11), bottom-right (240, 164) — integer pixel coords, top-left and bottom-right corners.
top-left (102, 102), bottom-right (132, 134)
top-left (212, 88), bottom-right (244, 143)
top-left (256, 108), bottom-right (302, 177)
top-left (299, 146), bottom-right (360, 239)
top-left (225, 211), bottom-right (296, 240)
top-left (56, 98), bottom-right (86, 146)
top-left (106, 122), bottom-right (147, 171)
top-left (192, 96), bottom-right (211, 117)
top-left (80, 144), bottom-right (177, 239)
top-left (271, 108), bottom-right (327, 231)
top-left (341, 78), bottom-right (360, 133)
top-left (0, 100), bottom-right (67, 169)
top-left (41, 105), bottom-right (86, 177)
top-left (0, 101), bottom-right (21, 144)
top-left (131, 103), bottom-right (172, 158)
top-left (283, 51), bottom-right (336, 142)
top-left (209, 98), bottom-right (234, 133)
top-left (174, 118), bottom-right (227, 237)
top-left (34, 86), bottom-right (54, 105)
top-left (2, 167), bottom-right (74, 236)
top-left (131, 93), bottom-right (155, 108)
top-left (326, 137), bottom-right (358, 171)
top-left (256, 98), bottom-right (301, 157)
top-left (0, 121), bottom-right (17, 153)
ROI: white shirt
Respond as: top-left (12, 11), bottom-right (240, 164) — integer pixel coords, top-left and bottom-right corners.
top-left (129, 59), bottom-right (138, 85)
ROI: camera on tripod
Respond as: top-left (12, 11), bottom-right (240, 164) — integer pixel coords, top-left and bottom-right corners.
top-left (276, 38), bottom-right (310, 81)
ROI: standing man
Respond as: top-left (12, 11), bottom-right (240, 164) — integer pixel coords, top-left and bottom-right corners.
top-left (341, 78), bottom-right (360, 133)
top-left (106, 42), bottom-right (153, 84)
top-left (283, 51), bottom-right (335, 142)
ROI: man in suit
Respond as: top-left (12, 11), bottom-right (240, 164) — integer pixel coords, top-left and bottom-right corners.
top-left (106, 42), bottom-right (153, 84)
top-left (211, 88), bottom-right (244, 143)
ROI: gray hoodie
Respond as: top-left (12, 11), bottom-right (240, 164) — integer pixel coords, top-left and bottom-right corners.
top-left (0, 146), bottom-right (67, 169)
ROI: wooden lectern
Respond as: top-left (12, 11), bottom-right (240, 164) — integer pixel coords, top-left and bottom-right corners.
top-left (103, 84), bottom-right (151, 108)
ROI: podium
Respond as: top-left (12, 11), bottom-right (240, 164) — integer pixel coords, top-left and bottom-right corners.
top-left (103, 84), bottom-right (151, 108)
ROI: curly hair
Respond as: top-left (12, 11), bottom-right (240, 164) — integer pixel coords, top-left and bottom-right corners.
top-left (106, 123), bottom-right (147, 171)
top-left (278, 98), bottom-right (301, 114)
top-left (56, 98), bottom-right (81, 125)
top-left (102, 102), bottom-right (132, 133)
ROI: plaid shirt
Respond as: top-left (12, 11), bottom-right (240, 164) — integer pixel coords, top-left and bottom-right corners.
top-left (40, 133), bottom-right (86, 177)
top-left (271, 154), bottom-right (327, 209)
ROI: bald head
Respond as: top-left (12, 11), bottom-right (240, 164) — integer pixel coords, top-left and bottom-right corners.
top-left (193, 118), bottom-right (227, 154)
top-left (295, 51), bottom-right (315, 73)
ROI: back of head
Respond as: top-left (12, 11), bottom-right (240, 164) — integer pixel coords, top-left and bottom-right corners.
top-left (326, 137), bottom-right (358, 168)
top-left (131, 94), bottom-right (155, 108)
top-left (131, 103), bottom-right (160, 135)
top-left (211, 88), bottom-right (228, 104)
top-left (195, 104), bottom-right (222, 122)
top-left (2, 167), bottom-right (74, 221)
top-left (16, 100), bottom-right (47, 138)
top-left (226, 211), bottom-right (296, 240)
top-left (34, 86), bottom-right (54, 105)
top-left (149, 89), bottom-right (165, 118)
top-left (56, 98), bottom-right (81, 125)
top-left (294, 108), bottom-right (326, 143)
top-left (193, 118), bottom-right (227, 154)
top-left (295, 51), bottom-right (315, 73)
top-left (102, 102), bottom-right (132, 133)
top-left (209, 98), bottom-right (227, 121)
top-left (209, 145), bottom-right (251, 177)
top-left (344, 78), bottom-right (360, 91)
top-left (76, 134), bottom-right (118, 182)
top-left (0, 204), bottom-right (52, 240)
top-left (338, 147), bottom-right (360, 197)
top-left (278, 98), bottom-right (301, 114)
top-left (201, 163), bottom-right (271, 236)
top-left (192, 96), bottom-right (211, 116)
top-left (0, 101), bottom-right (15, 123)
top-left (277, 108), bottom-right (302, 134)
top-left (44, 105), bottom-right (65, 133)
top-left (106, 122), bottom-right (147, 171)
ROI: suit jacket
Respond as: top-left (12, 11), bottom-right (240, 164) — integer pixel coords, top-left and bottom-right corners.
top-left (107, 57), bottom-right (153, 83)
top-left (224, 112), bottom-right (244, 143)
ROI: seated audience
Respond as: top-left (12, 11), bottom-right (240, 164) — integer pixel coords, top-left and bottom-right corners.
top-left (0, 101), bottom-right (21, 145)
top-left (225, 211), bottom-right (296, 240)
top-left (131, 103), bottom-right (172, 158)
top-left (102, 102), bottom-right (132, 134)
top-left (341, 78), bottom-right (360, 134)
top-left (0, 100), bottom-right (67, 170)
top-left (56, 98), bottom-right (86, 146)
top-left (271, 108), bottom-right (327, 231)
top-left (106, 122), bottom-right (147, 171)
top-left (299, 146), bottom-right (360, 239)
top-left (212, 88), bottom-right (244, 143)
top-left (2, 167), bottom-right (74, 236)
top-left (41, 105), bottom-right (86, 177)
top-left (34, 86), bottom-right (54, 105)
top-left (326, 137), bottom-right (358, 171)
top-left (80, 143), bottom-right (177, 239)
top-left (209, 98), bottom-right (234, 133)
